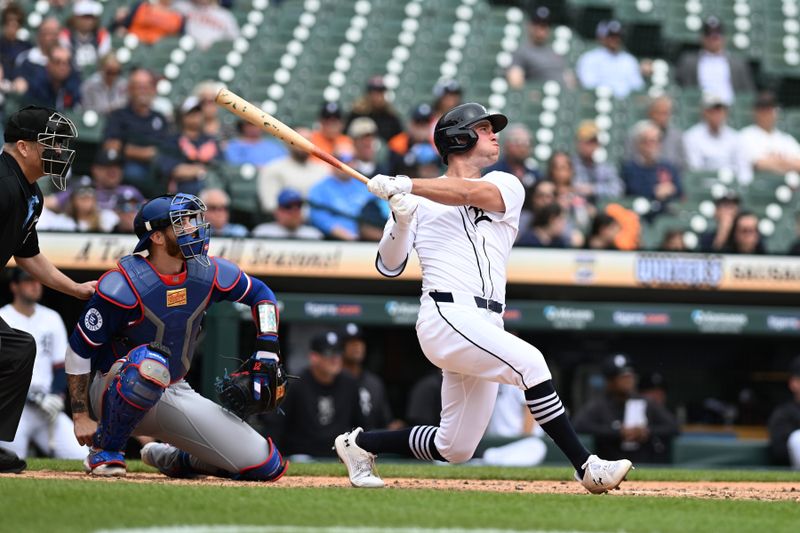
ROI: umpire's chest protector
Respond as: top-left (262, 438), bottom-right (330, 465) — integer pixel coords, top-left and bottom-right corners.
top-left (116, 255), bottom-right (216, 381)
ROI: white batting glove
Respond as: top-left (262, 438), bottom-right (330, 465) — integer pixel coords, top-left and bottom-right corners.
top-left (389, 193), bottom-right (418, 226)
top-left (368, 174), bottom-right (412, 200)
top-left (29, 391), bottom-right (64, 423)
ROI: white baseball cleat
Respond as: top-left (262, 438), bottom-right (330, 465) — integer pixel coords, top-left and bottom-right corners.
top-left (576, 454), bottom-right (633, 494)
top-left (334, 427), bottom-right (384, 488)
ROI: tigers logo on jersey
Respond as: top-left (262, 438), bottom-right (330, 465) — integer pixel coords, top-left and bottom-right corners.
top-left (166, 288), bottom-right (188, 307)
top-left (469, 206), bottom-right (491, 225)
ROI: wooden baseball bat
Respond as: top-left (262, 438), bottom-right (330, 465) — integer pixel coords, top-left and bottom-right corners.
top-left (215, 88), bottom-right (369, 184)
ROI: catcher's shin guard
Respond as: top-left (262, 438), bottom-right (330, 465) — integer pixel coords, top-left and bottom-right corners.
top-left (234, 438), bottom-right (288, 482)
top-left (94, 344), bottom-right (171, 451)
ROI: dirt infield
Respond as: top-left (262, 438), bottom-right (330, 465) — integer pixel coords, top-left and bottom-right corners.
top-left (6, 471), bottom-right (800, 502)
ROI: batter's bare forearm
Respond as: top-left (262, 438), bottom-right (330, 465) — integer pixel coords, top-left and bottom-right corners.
top-left (411, 178), bottom-right (505, 212)
top-left (67, 373), bottom-right (91, 415)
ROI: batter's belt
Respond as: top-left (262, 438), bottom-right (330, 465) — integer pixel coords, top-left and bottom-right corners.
top-left (428, 291), bottom-right (504, 314)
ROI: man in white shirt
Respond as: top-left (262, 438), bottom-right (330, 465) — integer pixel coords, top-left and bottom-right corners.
top-left (683, 93), bottom-right (739, 173)
top-left (736, 92), bottom-right (800, 185)
top-left (333, 103), bottom-right (632, 494)
top-left (576, 20), bottom-right (644, 99)
top-left (0, 269), bottom-right (86, 459)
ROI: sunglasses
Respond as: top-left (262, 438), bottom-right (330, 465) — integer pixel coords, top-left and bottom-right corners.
top-left (205, 204), bottom-right (228, 211)
top-left (280, 202), bottom-right (303, 210)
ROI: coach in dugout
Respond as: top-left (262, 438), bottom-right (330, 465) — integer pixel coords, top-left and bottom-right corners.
top-left (768, 357), bottom-right (800, 469)
top-left (0, 106), bottom-right (96, 473)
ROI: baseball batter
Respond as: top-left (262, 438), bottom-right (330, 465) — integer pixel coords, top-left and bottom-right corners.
top-left (335, 103), bottom-right (632, 493)
top-left (66, 193), bottom-right (288, 480)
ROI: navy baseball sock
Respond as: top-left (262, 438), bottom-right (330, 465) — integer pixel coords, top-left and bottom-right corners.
top-left (356, 426), bottom-right (446, 462)
top-left (525, 380), bottom-right (590, 475)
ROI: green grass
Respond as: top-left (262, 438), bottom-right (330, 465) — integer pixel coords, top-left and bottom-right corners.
top-left (27, 458), bottom-right (800, 482)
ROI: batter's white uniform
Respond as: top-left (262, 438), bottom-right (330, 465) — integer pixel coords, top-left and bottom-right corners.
top-left (0, 304), bottom-right (86, 459)
top-left (377, 171), bottom-right (552, 463)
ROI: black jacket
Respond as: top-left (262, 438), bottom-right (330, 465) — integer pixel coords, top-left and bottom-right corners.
top-left (768, 400), bottom-right (800, 464)
top-left (0, 152), bottom-right (44, 269)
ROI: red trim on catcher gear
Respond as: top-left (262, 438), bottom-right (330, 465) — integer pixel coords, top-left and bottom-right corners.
top-left (116, 262), bottom-right (146, 326)
top-left (76, 323), bottom-right (103, 347)
top-left (96, 269), bottom-right (140, 309)
top-left (238, 438), bottom-right (288, 482)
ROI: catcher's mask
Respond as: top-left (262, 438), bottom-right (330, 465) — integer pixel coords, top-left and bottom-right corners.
top-left (4, 105), bottom-right (78, 191)
top-left (133, 193), bottom-right (211, 266)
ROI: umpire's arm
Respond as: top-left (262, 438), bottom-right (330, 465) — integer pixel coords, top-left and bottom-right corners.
top-left (15, 253), bottom-right (97, 299)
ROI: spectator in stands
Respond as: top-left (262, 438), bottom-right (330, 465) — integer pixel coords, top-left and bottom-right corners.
top-left (683, 93), bottom-right (738, 173)
top-left (768, 356), bottom-right (800, 469)
top-left (347, 117), bottom-right (380, 178)
top-left (13, 16), bottom-right (59, 75)
top-left (58, 1), bottom-right (110, 72)
top-left (484, 123), bottom-right (540, 194)
top-left (79, 52), bottom-right (127, 114)
top-left (110, 187), bottom-right (143, 234)
top-left (199, 188), bottom-right (247, 238)
top-left (103, 68), bottom-right (169, 196)
top-left (340, 323), bottom-right (398, 431)
top-left (191, 80), bottom-right (227, 138)
top-left (622, 120), bottom-right (683, 209)
top-left (736, 91), bottom-right (800, 186)
top-left (310, 101), bottom-right (353, 169)
top-left (251, 188), bottom-right (322, 240)
top-left (576, 20), bottom-right (644, 99)
top-left (0, 4), bottom-right (31, 80)
top-left (257, 127), bottom-right (328, 214)
top-left (307, 152), bottom-right (372, 241)
top-left (518, 178), bottom-right (557, 237)
top-left (625, 96), bottom-right (685, 170)
top-left (787, 213), bottom-right (800, 256)
top-left (658, 228), bottom-right (686, 252)
top-left (699, 191), bottom-right (740, 252)
top-left (573, 354), bottom-right (679, 464)
top-left (506, 6), bottom-right (569, 89)
top-left (158, 95), bottom-right (222, 196)
top-left (358, 194), bottom-right (390, 242)
top-left (383, 103), bottom-right (436, 176)
top-left (675, 16), bottom-right (754, 106)
top-left (59, 175), bottom-right (118, 232)
top-left (113, 0), bottom-right (184, 46)
top-left (261, 330), bottom-right (366, 458)
top-left (174, 0), bottom-right (239, 51)
top-left (605, 203), bottom-right (642, 251)
top-left (407, 142), bottom-right (442, 179)
top-left (572, 120), bottom-right (623, 201)
top-left (224, 118), bottom-right (287, 167)
top-left (549, 150), bottom-right (591, 246)
top-left (405, 369), bottom-right (442, 427)
top-left (721, 211), bottom-right (766, 255)
top-left (516, 203), bottom-right (567, 248)
top-left (23, 45), bottom-right (81, 111)
top-left (83, 148), bottom-right (143, 212)
top-left (431, 79), bottom-right (463, 122)
top-left (585, 212), bottom-right (620, 250)
top-left (345, 76), bottom-right (403, 143)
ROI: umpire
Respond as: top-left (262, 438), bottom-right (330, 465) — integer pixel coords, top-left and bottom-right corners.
top-left (0, 106), bottom-right (96, 473)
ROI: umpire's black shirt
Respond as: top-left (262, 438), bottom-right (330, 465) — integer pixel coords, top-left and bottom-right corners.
top-left (0, 151), bottom-right (43, 268)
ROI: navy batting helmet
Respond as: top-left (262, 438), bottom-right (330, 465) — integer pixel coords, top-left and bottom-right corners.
top-left (133, 193), bottom-right (211, 265)
top-left (433, 103), bottom-right (508, 164)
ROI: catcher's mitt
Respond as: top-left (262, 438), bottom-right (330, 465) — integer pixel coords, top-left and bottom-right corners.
top-left (216, 354), bottom-right (289, 418)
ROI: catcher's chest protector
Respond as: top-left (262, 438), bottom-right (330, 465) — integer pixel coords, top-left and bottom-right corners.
top-left (115, 255), bottom-right (216, 381)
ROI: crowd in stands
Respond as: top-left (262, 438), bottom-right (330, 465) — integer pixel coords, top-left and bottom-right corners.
top-left (2, 1), bottom-right (800, 254)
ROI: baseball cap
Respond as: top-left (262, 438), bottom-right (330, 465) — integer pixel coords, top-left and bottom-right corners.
top-left (411, 103), bottom-right (433, 122)
top-left (70, 175), bottom-right (95, 196)
top-left (9, 267), bottom-right (34, 283)
top-left (597, 20), bottom-right (623, 39)
top-left (702, 92), bottom-right (728, 109)
top-left (754, 91), bottom-right (778, 109)
top-left (366, 75), bottom-right (387, 92)
top-left (602, 354), bottom-right (635, 378)
top-left (180, 95), bottom-right (203, 114)
top-left (702, 16), bottom-right (724, 36)
top-left (73, 0), bottom-right (102, 17)
top-left (409, 142), bottom-right (440, 166)
top-left (4, 105), bottom-right (59, 143)
top-left (114, 186), bottom-right (145, 212)
top-left (530, 6), bottom-right (551, 25)
top-left (639, 371), bottom-right (666, 391)
top-left (94, 147), bottom-right (123, 166)
top-left (433, 79), bottom-right (462, 98)
top-left (576, 120), bottom-right (599, 141)
top-left (341, 322), bottom-right (363, 341)
top-left (277, 188), bottom-right (303, 208)
top-left (311, 330), bottom-right (344, 356)
top-left (320, 101), bottom-right (342, 119)
top-left (347, 116), bottom-right (378, 138)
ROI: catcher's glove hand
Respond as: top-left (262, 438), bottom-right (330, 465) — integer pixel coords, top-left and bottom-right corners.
top-left (216, 352), bottom-right (290, 418)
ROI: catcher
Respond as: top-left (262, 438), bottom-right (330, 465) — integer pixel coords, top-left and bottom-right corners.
top-left (65, 193), bottom-right (289, 480)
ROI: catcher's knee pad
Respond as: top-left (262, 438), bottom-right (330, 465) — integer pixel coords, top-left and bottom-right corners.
top-left (95, 344), bottom-right (171, 451)
top-left (234, 438), bottom-right (288, 482)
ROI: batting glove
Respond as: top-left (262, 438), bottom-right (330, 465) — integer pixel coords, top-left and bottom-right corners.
top-left (368, 174), bottom-right (412, 200)
top-left (29, 391), bottom-right (64, 423)
top-left (390, 193), bottom-right (418, 226)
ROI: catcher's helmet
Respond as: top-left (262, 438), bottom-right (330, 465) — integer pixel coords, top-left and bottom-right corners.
top-left (433, 102), bottom-right (508, 164)
top-left (133, 193), bottom-right (211, 265)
